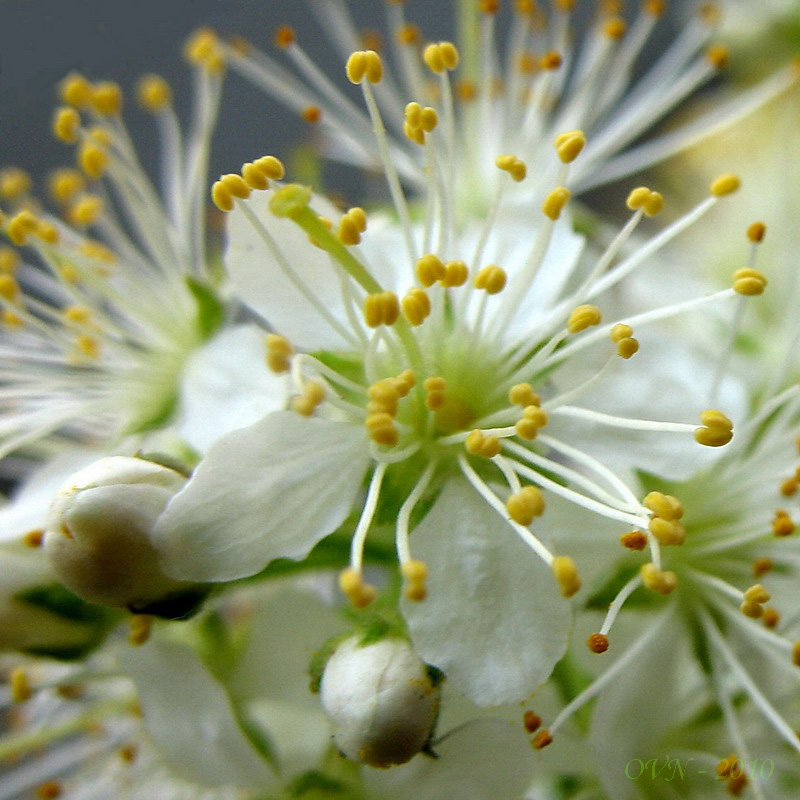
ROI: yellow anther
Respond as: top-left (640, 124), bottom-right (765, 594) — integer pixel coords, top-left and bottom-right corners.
top-left (515, 0), bottom-right (536, 15)
top-left (346, 50), bottom-right (384, 84)
top-left (136, 74), bottom-right (172, 111)
top-left (10, 667), bottom-right (31, 703)
top-left (441, 260), bottom-right (468, 287)
top-left (456, 79), bottom-right (477, 101)
top-left (706, 44), bottom-right (729, 70)
top-left (254, 155), bottom-right (286, 181)
top-left (402, 287), bottom-right (431, 326)
top-left (479, 435), bottom-right (502, 458)
top-left (68, 195), bottom-right (103, 227)
top-left (0, 168), bottom-right (31, 200)
top-left (648, 517), bottom-right (686, 546)
top-left (240, 162), bottom-right (268, 191)
top-left (587, 633), bottom-right (610, 654)
top-left (0, 246), bottom-right (20, 275)
top-left (184, 28), bottom-right (224, 72)
top-left (694, 409), bottom-right (733, 447)
top-left (740, 599), bottom-right (764, 619)
top-left (48, 168), bottom-right (85, 205)
top-left (555, 0), bottom-right (576, 10)
top-left (416, 253), bottom-right (446, 287)
top-left (640, 563), bottom-right (678, 595)
top-left (643, 191), bottom-right (663, 216)
top-left (603, 17), bottom-right (627, 39)
top-left (291, 381), bottom-right (326, 417)
top-left (772, 510), bottom-right (795, 537)
top-left (337, 207), bottom-right (367, 246)
top-left (60, 72), bottom-right (93, 108)
top-left (368, 379), bottom-right (401, 416)
top-left (710, 173), bottom-right (740, 197)
top-left (363, 291), bottom-right (400, 328)
top-left (127, 615), bottom-right (153, 647)
top-left (75, 334), bottom-right (100, 359)
top-left (423, 41), bottom-right (460, 74)
top-left (274, 25), bottom-right (296, 49)
top-left (532, 729), bottom-right (553, 750)
top-left (515, 407), bottom-right (547, 440)
top-left (419, 106), bottom-right (438, 132)
top-left (747, 222), bottom-right (766, 243)
top-left (753, 557), bottom-right (773, 576)
top-left (506, 485), bottom-right (545, 525)
top-left (479, 0), bottom-right (500, 13)
top-left (3, 310), bottom-right (23, 329)
top-left (80, 240), bottom-right (116, 264)
top-left (63, 305), bottom-right (92, 326)
top-left (516, 52), bottom-right (538, 75)
top-left (616, 336), bottom-right (639, 359)
top-left (87, 127), bottom-right (112, 148)
top-left (24, 529), bottom-right (45, 548)
top-left (35, 221), bottom-right (60, 245)
top-left (642, 491), bottom-right (683, 520)
top-left (567, 304), bottom-right (602, 334)
top-left (495, 154), bottom-right (527, 182)
top-left (338, 567), bottom-right (378, 609)
top-left (78, 143), bottom-right (109, 180)
top-left (552, 556), bottom-right (581, 597)
top-left (744, 584), bottom-right (770, 604)
top-left (52, 106), bottom-right (80, 144)
top-left (732, 267), bottom-right (767, 296)
top-left (211, 181), bottom-right (233, 213)
top-left (540, 51), bottom-right (563, 70)
top-left (762, 608), bottom-right (780, 629)
top-left (398, 23), bottom-right (421, 46)
top-left (302, 105), bottom-right (322, 124)
top-left (7, 210), bottom-right (38, 245)
top-left (509, 383), bottom-right (540, 407)
top-left (644, 0), bottom-right (667, 17)
top-left (473, 264), bottom-right (507, 295)
top-left (0, 275), bottom-right (21, 304)
top-left (393, 369), bottom-right (416, 396)
top-left (543, 187), bottom-right (570, 220)
top-left (465, 429), bottom-right (485, 454)
top-left (401, 559), bottom-right (428, 602)
top-left (90, 82), bottom-right (122, 116)
top-left (119, 743), bottom-right (138, 764)
top-left (60, 264), bottom-right (79, 284)
top-left (365, 412), bottom-right (399, 446)
top-left (610, 323), bottom-right (632, 343)
top-left (424, 376), bottom-right (447, 411)
top-left (554, 130), bottom-right (586, 164)
top-left (626, 186), bottom-right (651, 210)
top-left (265, 334), bottom-right (293, 373)
top-left (792, 641), bottom-right (800, 667)
top-left (522, 404), bottom-right (548, 426)
top-left (620, 530), bottom-right (648, 551)
top-left (219, 173), bottom-right (250, 200)
top-left (35, 782), bottom-right (63, 800)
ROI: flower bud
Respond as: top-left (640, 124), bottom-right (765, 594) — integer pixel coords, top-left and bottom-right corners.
top-left (320, 635), bottom-right (440, 768)
top-left (44, 457), bottom-right (206, 617)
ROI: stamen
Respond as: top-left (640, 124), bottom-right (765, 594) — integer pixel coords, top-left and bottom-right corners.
top-left (396, 461), bottom-right (436, 601)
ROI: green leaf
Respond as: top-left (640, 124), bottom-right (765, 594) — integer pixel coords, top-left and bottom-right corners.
top-left (186, 275), bottom-right (225, 340)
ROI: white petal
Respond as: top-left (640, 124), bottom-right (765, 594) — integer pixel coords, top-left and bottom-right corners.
top-left (154, 412), bottom-right (370, 581)
top-left (362, 718), bottom-right (531, 800)
top-left (401, 478), bottom-right (571, 706)
top-left (177, 325), bottom-right (288, 453)
top-left (226, 189), bottom-right (352, 350)
top-left (121, 637), bottom-right (277, 789)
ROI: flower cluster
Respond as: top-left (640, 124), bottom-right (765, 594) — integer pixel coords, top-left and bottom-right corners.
top-left (1, 2), bottom-right (799, 799)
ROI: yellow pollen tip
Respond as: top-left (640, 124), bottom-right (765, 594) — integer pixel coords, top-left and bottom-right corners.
top-left (495, 154), bottom-right (527, 182)
top-left (136, 74), bottom-right (172, 111)
top-left (747, 222), bottom-right (766, 243)
top-left (10, 667), bottom-right (32, 703)
top-left (645, 0), bottom-right (667, 17)
top-left (543, 186), bottom-right (570, 220)
top-left (48, 168), bottom-right (85, 204)
top-left (366, 412), bottom-right (399, 446)
top-left (752, 557), bottom-right (773, 576)
top-left (553, 130), bottom-right (586, 164)
top-left (90, 82), bottom-right (123, 116)
top-left (416, 253), bottom-right (446, 287)
top-left (275, 25), bottom-right (296, 49)
top-left (402, 560), bottom-right (428, 602)
top-left (620, 530), bottom-right (648, 550)
top-left (587, 633), bottom-right (609, 654)
top-left (479, 0), bottom-right (500, 13)
top-left (792, 641), bottom-right (800, 667)
top-left (7, 210), bottom-right (38, 246)
top-left (35, 781), bottom-right (63, 800)
top-left (706, 44), bottom-right (729, 70)
top-left (744, 584), bottom-right (770, 604)
top-left (506, 485), bottom-right (545, 526)
top-left (241, 162), bottom-right (268, 191)
top-left (640, 563), bottom-right (678, 595)
top-left (762, 607), bottom-right (780, 629)
top-left (0, 168), bottom-right (31, 200)
top-left (603, 17), bottom-right (627, 39)
top-left (540, 51), bottom-right (563, 70)
top-left (531, 729), bottom-right (553, 750)
top-left (648, 517), bottom-right (686, 546)
top-left (552, 555), bottom-right (581, 597)
top-left (52, 106), bottom-right (80, 144)
top-left (642, 491), bottom-right (683, 520)
top-left (643, 191), bottom-right (663, 217)
top-left (402, 287), bottom-right (432, 326)
top-left (127, 615), bottom-right (153, 647)
top-left (710, 173), bottom-right (740, 197)
top-left (302, 105), bottom-right (322, 124)
top-left (364, 291), bottom-right (400, 328)
top-left (24, 529), bottom-right (45, 548)
top-left (509, 383), bottom-right (540, 407)
top-left (60, 72), bottom-right (92, 108)
top-left (0, 247), bottom-right (19, 275)
top-left (397, 23), bottom-right (421, 46)
top-left (739, 599), bottom-right (764, 619)
top-left (523, 709), bottom-right (541, 733)
top-left (184, 28), bottom-right (225, 72)
top-left (367, 379), bottom-right (401, 415)
top-left (567, 304), bottom-right (602, 334)
top-left (291, 381), bottom-right (326, 417)
top-left (0, 274), bottom-right (21, 304)
top-left (253, 155), bottom-right (285, 181)
top-left (474, 264), bottom-right (507, 295)
top-left (694, 409), bottom-right (733, 447)
top-left (337, 207), bottom-right (367, 246)
top-left (269, 184), bottom-right (312, 219)
top-left (732, 267), bottom-right (767, 296)
top-left (441, 260), bottom-right (468, 287)
top-left (338, 567), bottom-right (378, 608)
top-left (346, 50), bottom-right (384, 84)
top-left (772, 510), bottom-right (795, 537)
top-left (265, 334), bottom-right (293, 373)
top-left (423, 41), bottom-right (460, 74)
top-left (78, 143), bottom-right (109, 180)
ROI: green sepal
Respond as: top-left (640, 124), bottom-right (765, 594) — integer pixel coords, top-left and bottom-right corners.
top-left (186, 275), bottom-right (226, 340)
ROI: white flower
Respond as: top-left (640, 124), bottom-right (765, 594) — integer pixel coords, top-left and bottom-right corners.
top-left (150, 8), bottom-right (767, 707)
top-left (0, 34), bottom-right (232, 461)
